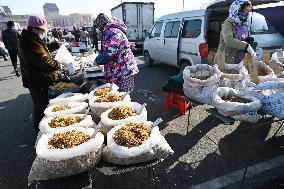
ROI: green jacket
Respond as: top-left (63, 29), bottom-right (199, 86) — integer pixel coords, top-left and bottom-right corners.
top-left (214, 18), bottom-right (248, 65)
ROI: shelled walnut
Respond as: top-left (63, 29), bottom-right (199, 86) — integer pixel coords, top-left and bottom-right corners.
top-left (48, 116), bottom-right (80, 128)
top-left (94, 87), bottom-right (111, 96)
top-left (95, 93), bottom-right (122, 103)
top-left (52, 105), bottom-right (71, 112)
top-left (113, 123), bottom-right (150, 148)
top-left (108, 106), bottom-right (136, 120)
top-left (48, 130), bottom-right (91, 149)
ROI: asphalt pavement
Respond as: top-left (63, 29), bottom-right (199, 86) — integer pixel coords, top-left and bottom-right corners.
top-left (0, 55), bottom-right (283, 189)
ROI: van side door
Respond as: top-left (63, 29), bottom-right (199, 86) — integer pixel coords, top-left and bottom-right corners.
top-left (159, 20), bottom-right (182, 67)
top-left (146, 21), bottom-right (164, 61)
top-left (179, 18), bottom-right (204, 65)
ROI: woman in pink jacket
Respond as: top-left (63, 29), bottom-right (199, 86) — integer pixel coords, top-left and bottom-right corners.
top-left (94, 13), bottom-right (139, 93)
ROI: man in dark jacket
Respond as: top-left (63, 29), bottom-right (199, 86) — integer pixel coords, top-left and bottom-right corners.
top-left (19, 15), bottom-right (63, 132)
top-left (2, 21), bottom-right (21, 76)
top-left (92, 25), bottom-right (99, 52)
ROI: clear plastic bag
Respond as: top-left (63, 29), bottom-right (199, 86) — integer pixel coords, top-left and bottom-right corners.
top-left (39, 114), bottom-right (95, 133)
top-left (98, 102), bottom-right (147, 135)
top-left (28, 128), bottom-right (104, 184)
top-left (103, 121), bottom-right (173, 165)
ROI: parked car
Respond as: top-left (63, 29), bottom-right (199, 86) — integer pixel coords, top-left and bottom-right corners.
top-left (143, 0), bottom-right (284, 68)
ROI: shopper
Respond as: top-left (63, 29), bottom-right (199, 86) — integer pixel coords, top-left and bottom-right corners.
top-left (80, 27), bottom-right (89, 49)
top-left (2, 21), bottom-right (21, 76)
top-left (72, 26), bottom-right (80, 42)
top-left (18, 15), bottom-right (64, 132)
top-left (52, 28), bottom-right (60, 39)
top-left (94, 13), bottom-right (138, 93)
top-left (92, 25), bottom-right (99, 52)
top-left (214, 0), bottom-right (256, 65)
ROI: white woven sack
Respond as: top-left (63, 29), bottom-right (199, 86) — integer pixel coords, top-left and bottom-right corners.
top-left (250, 80), bottom-right (284, 118)
top-left (98, 102), bottom-right (147, 135)
top-left (89, 92), bottom-right (131, 122)
top-left (87, 83), bottom-right (119, 100)
top-left (39, 114), bottom-right (95, 133)
top-left (269, 60), bottom-right (284, 78)
top-left (103, 121), bottom-right (173, 165)
top-left (49, 93), bottom-right (88, 105)
top-left (212, 87), bottom-right (261, 116)
top-left (28, 128), bottom-right (104, 184)
top-left (183, 64), bottom-right (221, 104)
top-left (220, 62), bottom-right (249, 90)
top-left (44, 102), bottom-right (88, 117)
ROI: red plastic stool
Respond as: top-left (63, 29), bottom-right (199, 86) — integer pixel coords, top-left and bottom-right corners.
top-left (164, 92), bottom-right (191, 115)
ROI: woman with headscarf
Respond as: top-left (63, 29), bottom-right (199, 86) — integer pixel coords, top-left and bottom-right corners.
top-left (93, 13), bottom-right (139, 93)
top-left (214, 0), bottom-right (257, 65)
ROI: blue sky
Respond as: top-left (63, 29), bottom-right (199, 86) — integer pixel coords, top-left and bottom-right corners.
top-left (0, 0), bottom-right (213, 17)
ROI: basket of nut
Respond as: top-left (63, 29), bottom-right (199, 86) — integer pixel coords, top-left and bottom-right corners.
top-left (49, 93), bottom-right (88, 105)
top-left (44, 102), bottom-right (88, 117)
top-left (98, 102), bottom-right (147, 135)
top-left (39, 114), bottom-right (95, 133)
top-left (220, 63), bottom-right (249, 90)
top-left (49, 82), bottom-right (81, 99)
top-left (89, 92), bottom-right (131, 123)
top-left (87, 83), bottom-right (119, 101)
top-left (102, 121), bottom-right (173, 165)
top-left (28, 127), bottom-right (104, 184)
top-left (212, 87), bottom-right (262, 122)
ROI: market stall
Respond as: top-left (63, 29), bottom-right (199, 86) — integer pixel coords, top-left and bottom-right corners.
top-left (28, 47), bottom-right (174, 185)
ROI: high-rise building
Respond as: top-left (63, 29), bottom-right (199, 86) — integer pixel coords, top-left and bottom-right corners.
top-left (2, 6), bottom-right (12, 15)
top-left (43, 3), bottom-right (59, 18)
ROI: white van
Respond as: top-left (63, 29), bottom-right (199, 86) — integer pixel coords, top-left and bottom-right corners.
top-left (143, 0), bottom-right (284, 68)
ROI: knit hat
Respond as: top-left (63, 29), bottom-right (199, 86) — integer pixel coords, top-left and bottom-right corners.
top-left (93, 13), bottom-right (110, 32)
top-left (27, 15), bottom-right (48, 31)
top-left (229, 0), bottom-right (251, 24)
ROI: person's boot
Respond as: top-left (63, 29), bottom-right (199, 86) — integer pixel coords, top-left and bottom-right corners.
top-left (15, 69), bottom-right (21, 77)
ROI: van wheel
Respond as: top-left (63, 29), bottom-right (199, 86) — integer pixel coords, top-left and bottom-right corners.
top-left (144, 51), bottom-right (153, 67)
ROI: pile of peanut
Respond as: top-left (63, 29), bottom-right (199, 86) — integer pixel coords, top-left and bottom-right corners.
top-left (48, 116), bottom-right (80, 128)
top-left (108, 106), bottom-right (136, 120)
top-left (95, 93), bottom-right (122, 103)
top-left (48, 130), bottom-right (91, 149)
top-left (113, 123), bottom-right (150, 148)
top-left (94, 87), bottom-right (111, 96)
top-left (52, 105), bottom-right (71, 112)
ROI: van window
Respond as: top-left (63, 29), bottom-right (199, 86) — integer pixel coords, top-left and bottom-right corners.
top-left (164, 21), bottom-right (180, 38)
top-left (182, 19), bottom-right (202, 38)
top-left (150, 22), bottom-right (163, 37)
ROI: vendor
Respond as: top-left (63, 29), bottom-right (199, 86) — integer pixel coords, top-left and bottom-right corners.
top-left (214, 0), bottom-right (256, 65)
top-left (18, 15), bottom-right (64, 132)
top-left (93, 13), bottom-right (139, 93)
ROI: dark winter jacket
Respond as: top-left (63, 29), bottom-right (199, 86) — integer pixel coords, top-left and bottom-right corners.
top-left (2, 27), bottom-right (20, 50)
top-left (18, 29), bottom-right (61, 88)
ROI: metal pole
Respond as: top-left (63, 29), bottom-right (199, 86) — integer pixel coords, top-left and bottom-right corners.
top-left (183, 0), bottom-right (184, 11)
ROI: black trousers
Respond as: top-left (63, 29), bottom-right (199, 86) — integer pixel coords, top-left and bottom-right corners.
top-left (7, 49), bottom-right (18, 71)
top-left (29, 87), bottom-right (49, 132)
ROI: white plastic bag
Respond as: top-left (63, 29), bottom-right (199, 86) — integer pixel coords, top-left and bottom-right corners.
top-left (103, 121), bottom-right (173, 165)
top-left (49, 93), bottom-right (88, 105)
top-left (212, 87), bottom-right (262, 117)
top-left (220, 62), bottom-right (249, 90)
top-left (254, 61), bottom-right (277, 83)
top-left (28, 128), bottom-right (104, 184)
top-left (87, 83), bottom-right (119, 101)
top-left (250, 80), bottom-right (284, 118)
top-left (55, 45), bottom-right (75, 65)
top-left (98, 102), bottom-right (147, 135)
top-left (183, 64), bottom-right (221, 104)
top-left (44, 102), bottom-right (88, 117)
top-left (39, 114), bottom-right (95, 133)
top-left (89, 92), bottom-right (131, 122)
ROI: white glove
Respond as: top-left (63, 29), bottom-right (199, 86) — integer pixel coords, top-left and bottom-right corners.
top-left (247, 45), bottom-right (257, 62)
